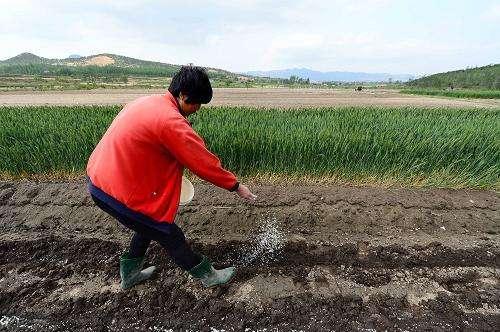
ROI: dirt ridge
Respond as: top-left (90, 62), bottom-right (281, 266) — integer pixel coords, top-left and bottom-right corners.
top-left (0, 179), bottom-right (498, 331)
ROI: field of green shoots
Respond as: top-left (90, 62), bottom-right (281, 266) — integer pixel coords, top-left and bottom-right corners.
top-left (0, 106), bottom-right (498, 188)
top-left (401, 88), bottom-right (500, 99)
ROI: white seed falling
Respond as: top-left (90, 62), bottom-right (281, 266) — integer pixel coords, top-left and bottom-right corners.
top-left (239, 212), bottom-right (286, 266)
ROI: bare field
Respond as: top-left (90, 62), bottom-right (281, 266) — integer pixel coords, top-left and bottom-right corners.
top-left (1, 180), bottom-right (499, 330)
top-left (1, 88), bottom-right (500, 108)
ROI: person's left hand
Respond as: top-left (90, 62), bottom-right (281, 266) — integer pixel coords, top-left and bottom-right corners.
top-left (236, 184), bottom-right (257, 201)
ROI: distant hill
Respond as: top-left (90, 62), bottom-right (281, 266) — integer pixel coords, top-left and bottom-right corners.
top-left (408, 64), bottom-right (500, 90)
top-left (245, 67), bottom-right (414, 83)
top-left (2, 52), bottom-right (47, 65)
top-left (0, 52), bottom-right (242, 79)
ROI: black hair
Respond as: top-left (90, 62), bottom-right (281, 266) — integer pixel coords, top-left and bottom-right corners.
top-left (168, 66), bottom-right (212, 104)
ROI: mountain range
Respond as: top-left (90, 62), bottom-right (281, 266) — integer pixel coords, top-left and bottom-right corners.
top-left (1, 52), bottom-right (417, 83)
top-left (1, 52), bottom-right (179, 67)
top-left (245, 68), bottom-right (414, 83)
top-left (0, 52), bottom-right (237, 78)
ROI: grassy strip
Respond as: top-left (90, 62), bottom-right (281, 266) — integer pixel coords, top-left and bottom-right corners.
top-left (0, 106), bottom-right (498, 189)
top-left (401, 88), bottom-right (500, 99)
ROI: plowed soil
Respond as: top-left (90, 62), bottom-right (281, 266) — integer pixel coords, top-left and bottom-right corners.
top-left (0, 179), bottom-right (499, 331)
top-left (1, 88), bottom-right (499, 108)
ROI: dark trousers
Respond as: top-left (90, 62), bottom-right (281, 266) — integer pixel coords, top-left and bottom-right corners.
top-left (88, 180), bottom-right (201, 271)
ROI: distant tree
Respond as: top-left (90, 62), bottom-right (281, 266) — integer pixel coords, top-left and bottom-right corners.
top-left (494, 78), bottom-right (500, 90)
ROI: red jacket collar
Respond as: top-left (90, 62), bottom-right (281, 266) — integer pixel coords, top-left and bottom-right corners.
top-left (165, 91), bottom-right (192, 124)
top-left (165, 91), bottom-right (179, 108)
top-left (165, 91), bottom-right (187, 118)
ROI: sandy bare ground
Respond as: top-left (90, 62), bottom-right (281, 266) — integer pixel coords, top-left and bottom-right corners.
top-left (1, 88), bottom-right (499, 108)
top-left (0, 179), bottom-right (498, 331)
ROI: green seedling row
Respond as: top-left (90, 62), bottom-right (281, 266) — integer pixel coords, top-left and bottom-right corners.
top-left (401, 89), bottom-right (500, 99)
top-left (0, 105), bottom-right (498, 188)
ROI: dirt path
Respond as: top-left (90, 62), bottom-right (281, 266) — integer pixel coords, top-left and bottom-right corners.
top-left (1, 88), bottom-right (499, 108)
top-left (1, 179), bottom-right (499, 331)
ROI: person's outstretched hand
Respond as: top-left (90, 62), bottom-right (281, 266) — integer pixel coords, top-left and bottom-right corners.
top-left (236, 184), bottom-right (257, 201)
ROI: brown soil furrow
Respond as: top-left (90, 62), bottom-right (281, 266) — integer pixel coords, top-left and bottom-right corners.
top-left (1, 237), bottom-right (499, 269)
top-left (2, 202), bottom-right (498, 242)
top-left (0, 179), bottom-right (499, 331)
top-left (3, 198), bottom-right (498, 212)
top-left (1, 236), bottom-right (499, 331)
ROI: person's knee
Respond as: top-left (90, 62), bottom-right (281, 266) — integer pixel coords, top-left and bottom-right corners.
top-left (170, 223), bottom-right (187, 241)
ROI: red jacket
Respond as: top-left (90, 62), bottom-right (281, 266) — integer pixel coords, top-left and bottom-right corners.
top-left (87, 91), bottom-right (238, 223)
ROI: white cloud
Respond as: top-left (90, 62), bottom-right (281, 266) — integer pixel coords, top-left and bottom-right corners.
top-left (0, 0), bottom-right (498, 74)
top-left (344, 0), bottom-right (393, 14)
top-left (482, 3), bottom-right (500, 21)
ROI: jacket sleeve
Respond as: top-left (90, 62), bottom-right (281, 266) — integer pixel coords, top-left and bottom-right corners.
top-left (160, 116), bottom-right (238, 191)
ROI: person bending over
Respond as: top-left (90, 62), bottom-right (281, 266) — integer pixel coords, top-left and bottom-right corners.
top-left (87, 66), bottom-right (256, 289)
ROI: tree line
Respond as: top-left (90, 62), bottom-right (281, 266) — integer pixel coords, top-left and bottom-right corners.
top-left (408, 64), bottom-right (500, 90)
top-left (0, 63), bottom-right (181, 77)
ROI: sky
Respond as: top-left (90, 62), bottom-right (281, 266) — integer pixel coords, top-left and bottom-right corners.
top-left (0, 0), bottom-right (499, 76)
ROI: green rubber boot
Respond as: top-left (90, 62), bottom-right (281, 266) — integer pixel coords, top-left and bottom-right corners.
top-left (188, 256), bottom-right (235, 288)
top-left (119, 252), bottom-right (156, 290)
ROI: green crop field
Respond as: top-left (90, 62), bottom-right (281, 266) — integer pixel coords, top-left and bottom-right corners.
top-left (401, 88), bottom-right (500, 99)
top-left (0, 106), bottom-right (498, 189)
